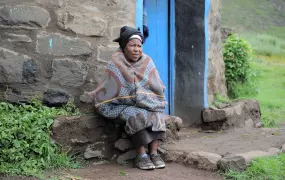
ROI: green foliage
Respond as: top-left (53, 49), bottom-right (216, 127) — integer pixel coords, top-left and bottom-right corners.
top-left (223, 34), bottom-right (258, 98)
top-left (0, 99), bottom-right (80, 177)
top-left (223, 153), bottom-right (285, 180)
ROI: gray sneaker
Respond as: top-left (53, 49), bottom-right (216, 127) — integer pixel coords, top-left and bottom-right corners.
top-left (135, 155), bottom-right (155, 170)
top-left (150, 154), bottom-right (165, 169)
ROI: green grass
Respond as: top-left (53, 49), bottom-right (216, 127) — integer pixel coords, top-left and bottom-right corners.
top-left (240, 33), bottom-right (285, 58)
top-left (224, 153), bottom-right (285, 180)
top-left (251, 58), bottom-right (285, 127)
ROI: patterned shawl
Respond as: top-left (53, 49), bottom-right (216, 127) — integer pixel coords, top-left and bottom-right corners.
top-left (88, 49), bottom-right (167, 135)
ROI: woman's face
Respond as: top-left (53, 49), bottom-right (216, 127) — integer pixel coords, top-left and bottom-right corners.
top-left (124, 39), bottom-right (142, 63)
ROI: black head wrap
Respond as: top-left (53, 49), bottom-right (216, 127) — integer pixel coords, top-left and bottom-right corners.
top-left (113, 26), bottom-right (144, 50)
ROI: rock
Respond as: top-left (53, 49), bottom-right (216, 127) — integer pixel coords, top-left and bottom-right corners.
top-left (4, 88), bottom-right (29, 104)
top-left (237, 151), bottom-right (278, 164)
top-left (268, 148), bottom-right (280, 155)
top-left (202, 109), bottom-right (227, 122)
top-left (36, 32), bottom-right (92, 56)
top-left (114, 139), bottom-right (132, 152)
top-left (0, 5), bottom-right (50, 28)
top-left (117, 149), bottom-right (136, 165)
top-left (93, 160), bottom-right (109, 166)
top-left (5, 33), bottom-right (32, 42)
top-left (43, 89), bottom-right (69, 107)
top-left (97, 45), bottom-right (118, 62)
top-left (202, 100), bottom-right (262, 130)
top-left (22, 59), bottom-right (37, 83)
top-left (255, 122), bottom-right (264, 128)
top-left (218, 155), bottom-right (247, 172)
top-left (0, 47), bottom-right (31, 83)
top-left (84, 141), bottom-right (112, 159)
top-left (51, 59), bottom-right (88, 87)
top-left (80, 92), bottom-right (93, 103)
top-left (244, 119), bottom-right (254, 128)
top-left (164, 150), bottom-right (188, 163)
top-left (282, 144), bottom-right (285, 153)
top-left (165, 116), bottom-right (182, 141)
top-left (186, 151), bottom-right (222, 171)
top-left (57, 11), bottom-right (107, 36)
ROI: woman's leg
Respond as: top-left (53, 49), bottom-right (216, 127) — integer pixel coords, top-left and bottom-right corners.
top-left (149, 140), bottom-right (159, 155)
top-left (136, 146), bottom-right (146, 155)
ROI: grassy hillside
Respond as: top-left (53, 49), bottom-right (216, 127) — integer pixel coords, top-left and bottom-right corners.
top-left (221, 0), bottom-right (285, 39)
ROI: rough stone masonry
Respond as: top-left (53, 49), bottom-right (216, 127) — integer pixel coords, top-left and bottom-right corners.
top-left (0, 0), bottom-right (226, 108)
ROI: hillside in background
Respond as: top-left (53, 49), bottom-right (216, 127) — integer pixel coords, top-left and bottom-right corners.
top-left (221, 0), bottom-right (285, 39)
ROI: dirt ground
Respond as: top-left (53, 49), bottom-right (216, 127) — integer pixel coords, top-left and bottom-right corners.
top-left (2, 127), bottom-right (285, 180)
top-left (1, 163), bottom-right (222, 180)
top-left (167, 127), bottom-right (285, 155)
top-left (49, 163), bottom-right (222, 180)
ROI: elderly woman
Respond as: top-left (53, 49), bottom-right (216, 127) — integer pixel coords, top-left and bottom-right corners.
top-left (89, 26), bottom-right (166, 170)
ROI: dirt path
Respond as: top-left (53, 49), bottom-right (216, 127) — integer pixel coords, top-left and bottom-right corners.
top-left (1, 163), bottom-right (221, 180)
top-left (49, 163), bottom-right (222, 180)
top-left (168, 127), bottom-right (285, 155)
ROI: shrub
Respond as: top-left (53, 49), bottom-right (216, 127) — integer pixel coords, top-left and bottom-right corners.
top-left (0, 100), bottom-right (80, 177)
top-left (223, 34), bottom-right (258, 98)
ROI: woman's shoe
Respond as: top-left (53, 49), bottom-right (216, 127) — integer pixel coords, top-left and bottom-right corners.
top-left (135, 155), bottom-right (155, 170)
top-left (150, 154), bottom-right (166, 169)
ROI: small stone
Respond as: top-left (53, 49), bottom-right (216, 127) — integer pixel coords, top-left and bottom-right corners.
top-left (36, 32), bottom-right (92, 56)
top-left (51, 59), bottom-right (88, 87)
top-left (84, 141), bottom-right (112, 159)
top-left (43, 89), bottom-right (69, 107)
top-left (70, 138), bottom-right (90, 145)
top-left (255, 122), bottom-right (263, 128)
top-left (0, 5), bottom-right (50, 28)
top-left (114, 139), bottom-right (132, 152)
top-left (57, 11), bottom-right (107, 36)
top-left (93, 160), bottom-right (109, 166)
top-left (5, 33), bottom-right (32, 42)
top-left (186, 151), bottom-right (222, 171)
top-left (244, 119), bottom-right (254, 128)
top-left (117, 149), bottom-right (136, 165)
top-left (218, 155), bottom-right (247, 172)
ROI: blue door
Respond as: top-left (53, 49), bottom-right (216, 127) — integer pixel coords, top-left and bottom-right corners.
top-left (142, 0), bottom-right (170, 113)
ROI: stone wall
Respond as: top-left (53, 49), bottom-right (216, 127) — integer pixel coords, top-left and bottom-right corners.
top-left (0, 0), bottom-right (135, 106)
top-left (207, 0), bottom-right (227, 103)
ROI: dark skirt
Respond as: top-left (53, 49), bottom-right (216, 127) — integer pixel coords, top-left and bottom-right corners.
top-left (131, 127), bottom-right (166, 148)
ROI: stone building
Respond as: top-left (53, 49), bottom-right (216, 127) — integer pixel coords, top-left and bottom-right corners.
top-left (0, 0), bottom-right (226, 125)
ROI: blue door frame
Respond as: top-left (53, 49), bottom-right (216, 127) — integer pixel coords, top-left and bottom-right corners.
top-left (136, 0), bottom-right (211, 115)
